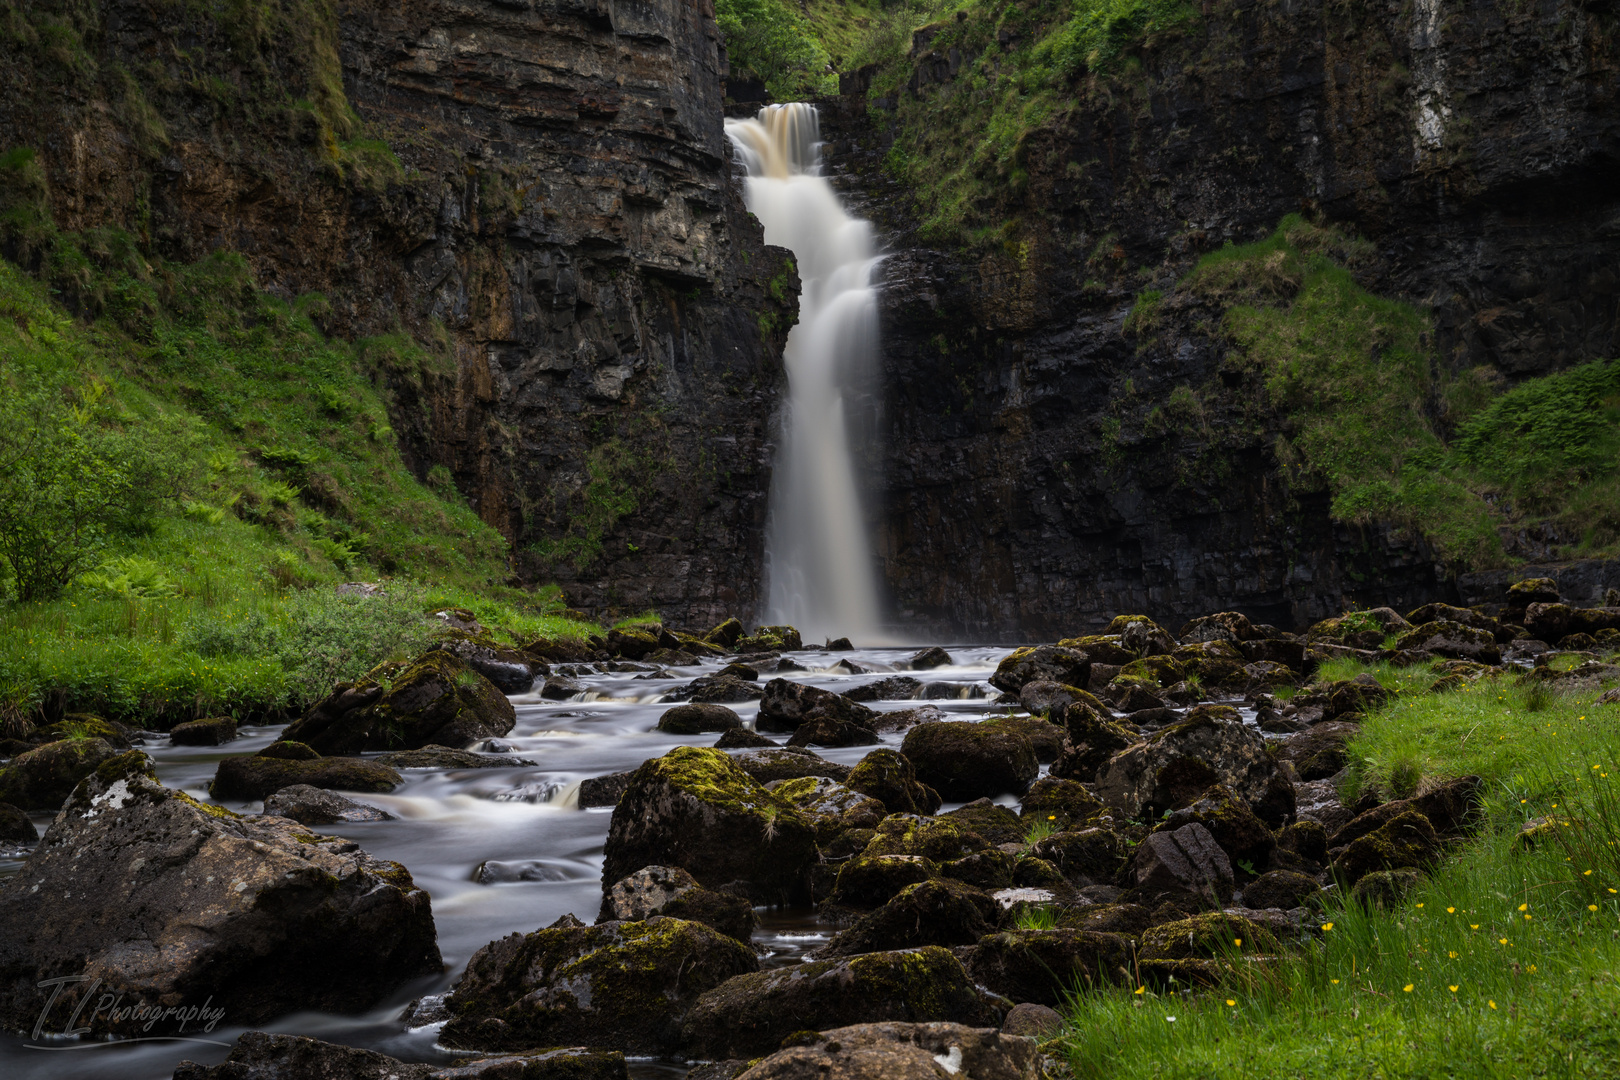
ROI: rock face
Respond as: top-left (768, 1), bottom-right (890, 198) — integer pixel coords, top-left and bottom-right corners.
top-left (601, 747), bottom-right (818, 903)
top-left (682, 946), bottom-right (1002, 1059)
top-left (440, 917), bottom-right (758, 1054)
top-left (281, 652), bottom-right (516, 754)
top-left (0, 0), bottom-right (793, 627)
top-left (0, 752), bottom-right (441, 1034)
top-left (734, 1023), bottom-right (1041, 1080)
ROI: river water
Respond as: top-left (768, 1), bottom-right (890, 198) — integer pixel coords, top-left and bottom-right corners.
top-left (0, 644), bottom-right (1019, 1079)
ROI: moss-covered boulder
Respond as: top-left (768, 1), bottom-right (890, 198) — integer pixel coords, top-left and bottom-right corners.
top-left (829, 853), bottom-right (940, 908)
top-left (1242, 870), bottom-right (1322, 910)
top-left (901, 721), bottom-right (1038, 800)
top-left (767, 776), bottom-right (886, 842)
top-left (607, 625), bottom-right (669, 660)
top-left (1016, 681), bottom-right (1091, 716)
top-left (1350, 868), bottom-right (1424, 908)
top-left (846, 748), bottom-right (941, 815)
top-left (1154, 784), bottom-right (1276, 872)
top-left (1108, 615), bottom-right (1179, 655)
top-left (0, 801), bottom-right (38, 844)
top-left (1118, 655), bottom-right (1186, 687)
top-left (601, 747), bottom-right (818, 903)
top-left (730, 746), bottom-right (852, 784)
top-left (1395, 621), bottom-right (1501, 664)
top-left (211, 750), bottom-right (401, 802)
top-left (1178, 612), bottom-right (1258, 644)
top-left (1057, 635), bottom-right (1139, 666)
top-left (786, 712), bottom-right (881, 748)
top-left (1327, 775), bottom-right (1483, 848)
top-left (714, 727), bottom-right (775, 749)
top-left (734, 1022), bottom-right (1040, 1080)
top-left (1053, 903), bottom-right (1155, 936)
top-left (988, 646), bottom-right (1091, 694)
top-left (670, 674), bottom-right (765, 704)
top-left (1020, 775), bottom-right (1106, 831)
top-left (1129, 822), bottom-right (1234, 909)
top-left (1031, 828), bottom-right (1127, 885)
top-left (0, 751), bottom-right (440, 1034)
top-left (0, 738), bottom-right (119, 811)
top-left (758, 678), bottom-right (877, 734)
top-left (46, 714), bottom-right (138, 747)
top-left (939, 848), bottom-right (1018, 890)
top-left (965, 930), bottom-right (1133, 1006)
top-left (441, 917), bottom-right (758, 1054)
top-left (982, 716), bottom-right (1065, 762)
top-left (1331, 810), bottom-right (1441, 885)
top-left (1278, 720), bottom-right (1360, 781)
top-left (657, 703), bottom-right (744, 735)
top-left (169, 716), bottom-right (238, 746)
top-left (1277, 819), bottom-right (1329, 864)
top-left (432, 628), bottom-right (543, 693)
top-left (173, 1031), bottom-right (630, 1080)
top-left (1094, 708), bottom-right (1279, 820)
top-left (1169, 640), bottom-right (1251, 688)
top-left (817, 879), bottom-right (997, 957)
top-left (282, 651), bottom-right (516, 754)
top-left (933, 798), bottom-right (1020, 844)
top-left (705, 617), bottom-right (745, 648)
top-left (1139, 912), bottom-right (1275, 960)
top-left (681, 946), bottom-right (1000, 1059)
top-left (1049, 703), bottom-right (1141, 784)
top-left (736, 625), bottom-right (802, 652)
top-left (600, 866), bottom-right (757, 943)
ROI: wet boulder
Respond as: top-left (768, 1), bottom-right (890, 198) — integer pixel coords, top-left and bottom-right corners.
top-left (829, 853), bottom-right (940, 908)
top-left (0, 752), bottom-right (440, 1033)
top-left (1093, 707), bottom-right (1280, 819)
top-left (282, 651), bottom-right (516, 754)
top-left (376, 745), bottom-right (537, 769)
top-left (733, 1022), bottom-right (1040, 1080)
top-left (607, 625), bottom-right (672, 660)
top-left (1331, 811), bottom-right (1442, 885)
top-left (965, 930), bottom-right (1133, 1005)
top-left (601, 747), bottom-right (818, 903)
top-left (1242, 870), bottom-right (1322, 910)
top-left (909, 647), bottom-right (954, 669)
top-left (758, 678), bottom-right (878, 734)
top-left (787, 712), bottom-right (880, 748)
top-left (441, 917), bottom-right (758, 1054)
top-left (736, 625), bottom-right (803, 652)
top-left (731, 746), bottom-right (852, 784)
top-left (707, 617), bottom-right (745, 649)
top-left (170, 716), bottom-right (238, 746)
top-left (939, 849), bottom-right (1018, 891)
top-left (432, 629), bottom-right (542, 693)
top-left (989, 646), bottom-right (1091, 694)
top-left (212, 748), bottom-right (401, 802)
top-left (658, 703), bottom-right (744, 734)
top-left (1128, 822), bottom-right (1235, 909)
top-left (262, 784), bottom-right (394, 824)
top-left (817, 879), bottom-right (998, 957)
top-left (846, 749), bottom-right (941, 815)
top-left (1017, 681), bottom-right (1090, 716)
top-left (174, 1031), bottom-right (627, 1080)
top-left (844, 676), bottom-right (923, 702)
top-left (670, 674), bottom-right (765, 704)
top-left (600, 865), bottom-right (756, 942)
top-left (768, 776), bottom-right (887, 841)
top-left (982, 716), bottom-right (1066, 762)
top-left (1049, 704), bottom-right (1141, 784)
top-left (901, 722), bottom-right (1038, 800)
top-left (580, 770), bottom-right (634, 807)
top-left (1109, 614), bottom-right (1179, 656)
top-left (715, 727), bottom-right (775, 749)
top-left (0, 737), bottom-right (119, 810)
top-left (542, 675), bottom-right (586, 700)
top-left (1019, 775), bottom-right (1105, 831)
top-left (1154, 785), bottom-right (1276, 872)
top-left (682, 946), bottom-right (1001, 1059)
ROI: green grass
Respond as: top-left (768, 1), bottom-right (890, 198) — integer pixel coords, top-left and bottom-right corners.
top-left (1054, 663), bottom-right (1620, 1078)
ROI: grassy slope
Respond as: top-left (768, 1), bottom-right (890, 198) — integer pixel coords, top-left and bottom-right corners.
top-left (1057, 660), bottom-right (1620, 1078)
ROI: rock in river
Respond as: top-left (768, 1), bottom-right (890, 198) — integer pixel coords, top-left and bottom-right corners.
top-left (0, 751), bottom-right (440, 1034)
top-left (0, 737), bottom-right (119, 811)
top-left (735, 1022), bottom-right (1040, 1080)
top-left (262, 783), bottom-right (395, 825)
top-left (174, 1030), bottom-right (628, 1080)
top-left (211, 744), bottom-right (402, 801)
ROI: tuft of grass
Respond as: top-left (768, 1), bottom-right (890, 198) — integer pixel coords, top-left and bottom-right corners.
top-left (1012, 903), bottom-right (1060, 931)
top-left (1024, 816), bottom-right (1059, 845)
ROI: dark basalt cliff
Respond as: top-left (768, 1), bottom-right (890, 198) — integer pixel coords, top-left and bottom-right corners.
top-left (820, 0), bottom-right (1620, 639)
top-left (0, 0), bottom-right (794, 625)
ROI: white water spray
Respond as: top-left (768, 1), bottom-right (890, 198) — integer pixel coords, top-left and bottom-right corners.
top-left (726, 104), bottom-right (883, 644)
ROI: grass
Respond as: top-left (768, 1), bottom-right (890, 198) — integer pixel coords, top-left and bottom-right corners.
top-left (1053, 660), bottom-right (1620, 1078)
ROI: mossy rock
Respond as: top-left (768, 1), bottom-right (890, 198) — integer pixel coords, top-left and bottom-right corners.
top-left (259, 740), bottom-right (320, 760)
top-left (1095, 710), bottom-right (1279, 820)
top-left (705, 618), bottom-right (745, 648)
top-left (441, 918), bottom-right (759, 1054)
top-left (965, 930), bottom-right (1133, 1006)
top-left (1056, 635), bottom-right (1138, 666)
top-left (817, 879), bottom-right (997, 957)
top-left (1108, 615), bottom-right (1179, 656)
top-left (0, 801), bottom-right (39, 844)
top-left (1332, 810), bottom-right (1441, 885)
top-left (1154, 784), bottom-right (1275, 871)
top-left (1177, 612), bottom-right (1257, 644)
top-left (681, 946), bottom-right (999, 1059)
top-left (0, 738), bottom-right (119, 811)
top-left (1350, 868), bottom-right (1423, 908)
top-left (170, 716), bottom-right (239, 746)
top-left (47, 714), bottom-right (138, 748)
top-left (901, 721), bottom-right (1038, 800)
top-left (846, 748), bottom-right (940, 815)
top-left (1277, 819), bottom-right (1329, 863)
top-left (766, 776), bottom-right (886, 842)
top-left (1507, 577), bottom-right (1559, 605)
top-left (1012, 856), bottom-right (1065, 887)
top-left (982, 716), bottom-right (1065, 762)
top-left (1020, 775), bottom-right (1106, 831)
top-left (1242, 870), bottom-right (1322, 910)
top-left (1139, 911), bottom-right (1276, 960)
top-left (657, 703), bottom-right (744, 735)
top-left (1119, 656), bottom-right (1186, 687)
top-left (940, 798), bottom-right (1024, 844)
top-left (282, 650), bottom-right (516, 754)
top-left (829, 852), bottom-right (940, 908)
top-left (989, 646), bottom-right (1092, 694)
top-left (606, 626), bottom-right (667, 660)
top-left (1053, 903), bottom-right (1155, 936)
top-left (939, 848), bottom-right (1017, 890)
top-left (601, 747), bottom-right (818, 904)
top-left (1049, 704), bottom-right (1141, 784)
top-left (673, 632), bottom-right (729, 658)
top-left (210, 754), bottom-right (402, 802)
top-left (730, 747), bottom-right (851, 785)
top-left (1032, 828), bottom-right (1127, 885)
top-left (735, 625), bottom-right (802, 652)
top-left (863, 812), bottom-right (994, 862)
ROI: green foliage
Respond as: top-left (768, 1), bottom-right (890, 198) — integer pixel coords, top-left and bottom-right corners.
top-left (1011, 903), bottom-right (1059, 931)
top-left (1034, 0), bottom-right (1199, 77)
top-left (532, 437), bottom-right (660, 571)
top-left (717, 0), bottom-right (837, 100)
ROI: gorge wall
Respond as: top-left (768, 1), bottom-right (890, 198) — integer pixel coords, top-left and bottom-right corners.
top-left (0, 0), bottom-right (795, 625)
top-left (819, 0), bottom-right (1620, 640)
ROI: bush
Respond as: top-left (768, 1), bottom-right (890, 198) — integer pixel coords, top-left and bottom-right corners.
top-left (717, 0), bottom-right (836, 100)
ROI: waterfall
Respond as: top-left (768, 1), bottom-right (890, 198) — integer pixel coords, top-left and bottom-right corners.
top-left (726, 104), bottom-right (883, 644)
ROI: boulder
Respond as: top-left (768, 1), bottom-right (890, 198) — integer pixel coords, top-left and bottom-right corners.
top-left (707, 618), bottom-right (745, 648)
top-left (736, 625), bottom-right (803, 652)
top-left (758, 679), bottom-right (878, 733)
top-left (175, 1032), bottom-right (626, 1080)
top-left (868, 704), bottom-right (948, 733)
top-left (1017, 681), bottom-right (1090, 716)
top-left (1053, 903), bottom-right (1154, 936)
top-left (1242, 870), bottom-right (1321, 910)
top-left (431, 630), bottom-right (541, 694)
top-left (1154, 785), bottom-right (1275, 872)
top-left (600, 866), bottom-right (757, 942)
top-left (0, 737), bottom-right (119, 810)
top-left (829, 853), bottom-right (940, 908)
top-left (658, 703), bottom-right (744, 734)
top-left (846, 749), bottom-right (941, 815)
top-left (282, 651), bottom-right (516, 754)
top-left (733, 1022), bottom-right (1040, 1080)
top-left (715, 727), bottom-right (776, 748)
top-left (1332, 811), bottom-right (1442, 885)
top-left (1129, 822), bottom-right (1235, 909)
top-left (941, 799), bottom-right (1025, 844)
top-left (170, 716), bottom-right (238, 746)
top-left (1093, 708), bottom-right (1280, 819)
top-left (1048, 704), bottom-right (1141, 783)
top-left (965, 930), bottom-right (1133, 1005)
top-left (212, 751), bottom-right (401, 802)
top-left (670, 674), bottom-right (765, 704)
top-left (441, 917), bottom-right (758, 1054)
top-left (376, 745), bottom-right (537, 769)
top-left (909, 647), bottom-right (954, 670)
top-left (1002, 1003), bottom-right (1065, 1038)
top-left (42, 713), bottom-right (139, 748)
top-left (607, 626), bottom-right (669, 660)
top-left (0, 801), bottom-right (38, 844)
top-left (1395, 621), bottom-right (1501, 664)
top-left (1351, 868), bottom-right (1424, 908)
top-left (787, 713), bottom-right (880, 748)
top-left (1012, 858), bottom-right (1065, 887)
top-left (982, 717), bottom-right (1065, 762)
top-left (0, 752), bottom-right (439, 1034)
top-left (768, 776), bottom-right (887, 841)
top-left (1327, 775), bottom-right (1484, 848)
top-left (1108, 615), bottom-right (1179, 656)
top-left (682, 947), bottom-right (1001, 1059)
top-left (817, 879), bottom-right (998, 957)
top-left (1139, 912), bottom-right (1275, 960)
top-left (901, 722), bottom-right (1038, 800)
top-left (989, 647), bottom-right (1091, 694)
top-left (542, 675), bottom-right (586, 699)
top-left (844, 676), bottom-right (923, 702)
top-left (1031, 828), bottom-right (1127, 885)
top-left (580, 771), bottom-right (634, 807)
top-left (1178, 611), bottom-right (1258, 643)
top-left (865, 814), bottom-right (995, 862)
top-left (601, 747), bottom-right (818, 903)
top-left (731, 746), bottom-right (852, 784)
top-left (1019, 775), bottom-right (1105, 831)
top-left (262, 784), bottom-right (394, 824)
top-left (1278, 721), bottom-right (1360, 781)
top-left (939, 849), bottom-right (1018, 891)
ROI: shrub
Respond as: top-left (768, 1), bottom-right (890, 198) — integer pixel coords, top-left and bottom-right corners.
top-left (717, 0), bottom-right (836, 100)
